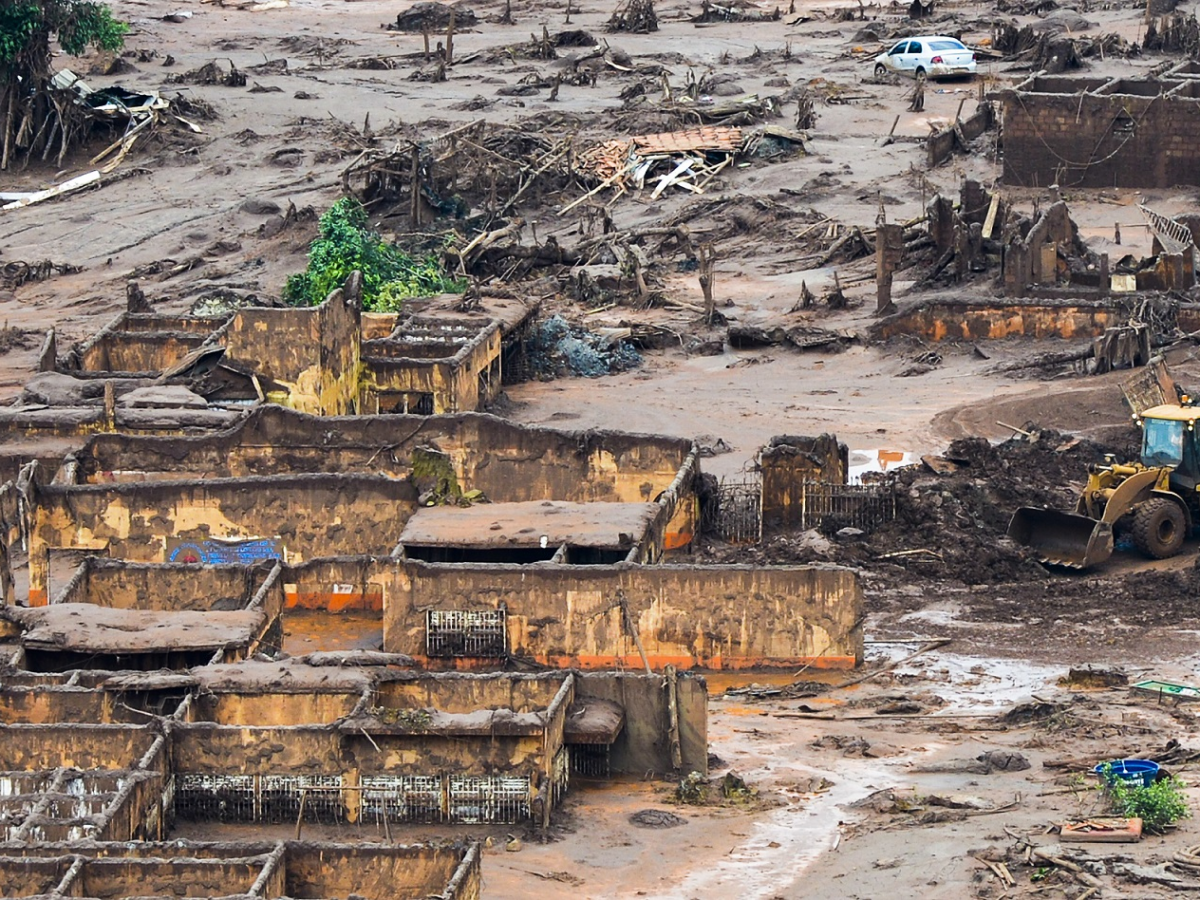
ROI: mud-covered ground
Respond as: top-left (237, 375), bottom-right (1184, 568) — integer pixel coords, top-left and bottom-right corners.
top-left (6, 0), bottom-right (1200, 895)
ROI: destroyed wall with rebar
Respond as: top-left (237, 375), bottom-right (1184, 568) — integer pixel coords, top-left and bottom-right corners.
top-left (361, 318), bottom-right (502, 414)
top-left (998, 75), bottom-right (1200, 188)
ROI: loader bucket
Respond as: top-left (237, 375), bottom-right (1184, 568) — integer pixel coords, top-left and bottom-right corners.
top-left (1007, 508), bottom-right (1114, 569)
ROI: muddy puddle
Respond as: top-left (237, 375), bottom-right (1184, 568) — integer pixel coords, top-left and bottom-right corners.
top-left (654, 648), bottom-right (1065, 898)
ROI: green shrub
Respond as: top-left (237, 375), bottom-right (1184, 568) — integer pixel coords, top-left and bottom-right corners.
top-left (1102, 765), bottom-right (1190, 833)
top-left (283, 197), bottom-right (465, 311)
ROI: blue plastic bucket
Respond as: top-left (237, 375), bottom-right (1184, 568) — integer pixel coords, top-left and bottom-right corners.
top-left (1093, 759), bottom-right (1160, 788)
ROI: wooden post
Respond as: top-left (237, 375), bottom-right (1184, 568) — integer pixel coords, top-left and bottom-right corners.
top-left (103, 381), bottom-right (116, 431)
top-left (666, 665), bottom-right (683, 770)
top-left (294, 790), bottom-right (308, 840)
top-left (423, 29), bottom-right (430, 61)
top-left (446, 9), bottom-right (455, 66)
top-left (875, 222), bottom-right (904, 316)
top-left (618, 591), bottom-right (652, 674)
top-left (698, 243), bottom-right (716, 325)
top-left (410, 145), bottom-right (422, 226)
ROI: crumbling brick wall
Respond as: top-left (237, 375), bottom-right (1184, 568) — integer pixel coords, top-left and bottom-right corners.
top-left (1000, 86), bottom-right (1200, 188)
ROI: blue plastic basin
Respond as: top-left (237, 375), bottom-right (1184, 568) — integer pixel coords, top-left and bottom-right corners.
top-left (1093, 759), bottom-right (1160, 788)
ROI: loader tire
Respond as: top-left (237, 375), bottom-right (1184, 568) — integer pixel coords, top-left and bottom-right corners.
top-left (1131, 498), bottom-right (1186, 559)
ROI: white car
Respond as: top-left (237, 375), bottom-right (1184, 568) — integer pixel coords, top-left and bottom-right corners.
top-left (873, 35), bottom-right (977, 80)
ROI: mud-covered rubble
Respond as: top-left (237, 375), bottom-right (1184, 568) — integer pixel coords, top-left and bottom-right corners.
top-left (701, 424), bottom-right (1141, 586)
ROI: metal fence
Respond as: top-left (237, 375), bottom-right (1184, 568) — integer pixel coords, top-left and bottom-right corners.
top-left (794, 480), bottom-right (896, 532)
top-left (177, 772), bottom-right (533, 825)
top-left (703, 478), bottom-right (762, 544)
top-left (705, 477), bottom-right (895, 542)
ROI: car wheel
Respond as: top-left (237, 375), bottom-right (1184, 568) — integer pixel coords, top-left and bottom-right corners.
top-left (915, 66), bottom-right (927, 78)
top-left (874, 63), bottom-right (887, 77)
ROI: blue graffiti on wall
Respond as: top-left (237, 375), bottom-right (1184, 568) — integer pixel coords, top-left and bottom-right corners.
top-left (167, 538), bottom-right (283, 565)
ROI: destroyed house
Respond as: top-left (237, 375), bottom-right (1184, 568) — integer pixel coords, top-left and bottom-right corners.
top-left (0, 651), bottom-right (705, 834)
top-left (4, 406), bottom-right (863, 670)
top-left (0, 841), bottom-right (481, 900)
top-left (2, 560), bottom-right (283, 671)
top-left (47, 278), bottom-right (534, 420)
top-left (360, 315), bottom-right (503, 415)
top-left (995, 64), bottom-right (1200, 189)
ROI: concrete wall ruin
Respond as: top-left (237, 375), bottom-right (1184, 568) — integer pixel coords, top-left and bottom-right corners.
top-left (224, 282), bottom-right (362, 416)
top-left (361, 317), bottom-right (503, 414)
top-left (760, 434), bottom-right (849, 531)
top-left (381, 561), bottom-right (862, 670)
top-left (0, 841), bottom-right (481, 900)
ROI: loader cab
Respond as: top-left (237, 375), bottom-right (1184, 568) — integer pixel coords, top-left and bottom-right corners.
top-left (1142, 416), bottom-right (1185, 468)
top-left (1139, 405), bottom-right (1200, 487)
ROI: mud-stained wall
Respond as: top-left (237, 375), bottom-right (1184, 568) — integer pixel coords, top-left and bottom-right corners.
top-left (80, 859), bottom-right (259, 897)
top-left (74, 409), bottom-right (694, 503)
top-left (377, 673), bottom-right (564, 713)
top-left (999, 86), bottom-right (1200, 188)
top-left (282, 557), bottom-right (386, 611)
top-left (0, 859), bottom-right (63, 894)
top-left (874, 301), bottom-right (1123, 341)
top-left (57, 559), bottom-right (272, 611)
top-left (576, 672), bottom-right (708, 775)
top-left (79, 333), bottom-right (211, 374)
top-left (0, 724), bottom-right (156, 770)
top-left (380, 562), bottom-right (863, 670)
top-left (286, 845), bottom-right (474, 900)
top-left (27, 476), bottom-right (416, 604)
top-left (173, 725), bottom-right (546, 777)
top-left (225, 286), bottom-right (361, 416)
top-left (0, 687), bottom-right (116, 724)
top-left (0, 842), bottom-right (479, 900)
top-left (192, 692), bottom-right (360, 725)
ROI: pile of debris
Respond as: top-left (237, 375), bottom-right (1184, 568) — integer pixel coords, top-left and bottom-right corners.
top-left (346, 119), bottom-right (576, 224)
top-left (991, 22), bottom-right (1136, 72)
top-left (572, 126), bottom-right (744, 207)
top-left (387, 1), bottom-right (477, 32)
top-left (693, 0), bottom-right (784, 22)
top-left (1145, 12), bottom-right (1200, 54)
top-left (608, 0), bottom-right (658, 33)
top-left (525, 314), bottom-right (642, 378)
top-left (700, 425), bottom-right (1142, 586)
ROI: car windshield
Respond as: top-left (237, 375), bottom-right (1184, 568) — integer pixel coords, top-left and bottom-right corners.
top-left (1143, 417), bottom-right (1186, 468)
top-left (929, 40), bottom-right (965, 50)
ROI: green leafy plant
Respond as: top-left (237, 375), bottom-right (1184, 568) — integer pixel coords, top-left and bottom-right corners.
top-left (284, 197), bottom-right (465, 311)
top-left (1101, 764), bottom-right (1190, 833)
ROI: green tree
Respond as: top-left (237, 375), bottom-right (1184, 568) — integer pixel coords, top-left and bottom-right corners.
top-left (285, 197), bottom-right (465, 311)
top-left (1, 0), bottom-right (128, 169)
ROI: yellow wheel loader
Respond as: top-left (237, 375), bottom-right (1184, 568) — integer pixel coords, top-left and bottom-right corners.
top-left (1008, 357), bottom-right (1198, 570)
top-left (1008, 404), bottom-right (1199, 569)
